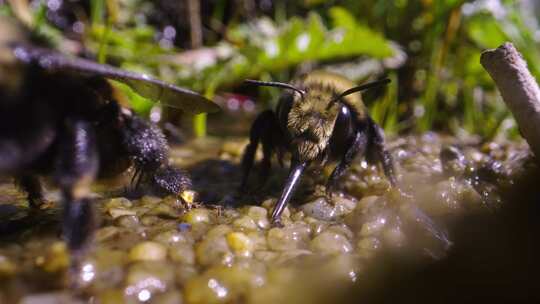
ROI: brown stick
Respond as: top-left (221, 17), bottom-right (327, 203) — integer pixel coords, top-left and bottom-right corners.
top-left (480, 42), bottom-right (540, 157)
top-left (187, 0), bottom-right (203, 49)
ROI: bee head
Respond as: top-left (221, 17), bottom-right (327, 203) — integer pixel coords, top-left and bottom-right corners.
top-left (286, 83), bottom-right (343, 161)
top-left (245, 75), bottom-right (390, 161)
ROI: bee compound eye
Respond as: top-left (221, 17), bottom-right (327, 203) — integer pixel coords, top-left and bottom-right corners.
top-left (331, 104), bottom-right (355, 146)
top-left (337, 104), bottom-right (351, 123)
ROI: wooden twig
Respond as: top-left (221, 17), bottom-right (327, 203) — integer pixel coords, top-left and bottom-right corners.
top-left (187, 0), bottom-right (203, 49)
top-left (480, 42), bottom-right (540, 157)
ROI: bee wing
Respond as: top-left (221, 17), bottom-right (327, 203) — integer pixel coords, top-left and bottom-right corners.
top-left (12, 44), bottom-right (220, 114)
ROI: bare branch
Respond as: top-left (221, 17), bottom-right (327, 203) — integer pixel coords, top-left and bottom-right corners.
top-left (187, 0), bottom-right (203, 49)
top-left (481, 42), bottom-right (540, 157)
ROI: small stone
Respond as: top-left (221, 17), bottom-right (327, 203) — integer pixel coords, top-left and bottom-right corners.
top-left (226, 232), bottom-right (254, 257)
top-left (37, 242), bottom-right (69, 273)
top-left (319, 254), bottom-right (359, 283)
top-left (356, 196), bottom-right (380, 214)
top-left (141, 215), bottom-right (161, 226)
top-left (196, 228), bottom-right (233, 266)
top-left (246, 206), bottom-right (270, 229)
top-left (291, 210), bottom-right (305, 221)
top-left (97, 289), bottom-right (124, 304)
top-left (331, 195), bottom-right (357, 216)
top-left (20, 292), bottom-right (83, 304)
top-left (310, 231), bottom-right (352, 255)
top-left (0, 255), bottom-right (16, 277)
top-left (220, 139), bottom-right (247, 157)
top-left (253, 250), bottom-right (278, 262)
top-left (246, 231), bottom-right (267, 251)
top-left (325, 224), bottom-right (354, 239)
top-left (301, 195), bottom-right (356, 221)
top-left (262, 199), bottom-right (290, 218)
top-left (184, 266), bottom-right (260, 304)
top-left (104, 197), bottom-right (132, 210)
top-left (190, 223), bottom-right (212, 240)
top-left (178, 223), bottom-right (192, 232)
top-left (128, 242), bottom-right (167, 262)
top-left (175, 264), bottom-right (199, 286)
top-left (440, 146), bottom-right (468, 177)
top-left (359, 214), bottom-right (389, 237)
top-left (139, 195), bottom-right (162, 205)
top-left (153, 290), bottom-right (184, 304)
top-left (148, 204), bottom-right (179, 218)
top-left (169, 243), bottom-right (195, 265)
top-left (115, 215), bottom-right (140, 228)
top-left (125, 261), bottom-right (174, 301)
top-left (383, 226), bottom-right (406, 248)
top-left (274, 249), bottom-right (313, 265)
top-left (267, 225), bottom-right (309, 251)
top-left (357, 237), bottom-right (381, 259)
top-left (90, 249), bottom-right (126, 288)
top-left (183, 209), bottom-right (210, 224)
top-left (108, 207), bottom-right (136, 219)
top-left (309, 221), bottom-right (328, 236)
top-left (301, 197), bottom-right (336, 221)
top-left (95, 226), bottom-right (120, 242)
top-left (233, 216), bottom-right (258, 231)
top-left (153, 230), bottom-right (193, 245)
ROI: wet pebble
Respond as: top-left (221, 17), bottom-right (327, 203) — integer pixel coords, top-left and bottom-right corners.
top-left (20, 293), bottom-right (84, 304)
top-left (36, 242), bottom-right (69, 273)
top-left (115, 215), bottom-right (140, 228)
top-left (310, 231), bottom-right (352, 255)
top-left (108, 207), bottom-right (137, 219)
top-left (226, 232), bottom-right (254, 257)
top-left (183, 209), bottom-right (211, 225)
top-left (301, 198), bottom-right (336, 221)
top-left (232, 216), bottom-right (258, 231)
top-left (169, 243), bottom-right (195, 265)
top-left (184, 266), bottom-right (262, 304)
top-left (128, 242), bottom-right (167, 262)
top-left (196, 226), bottom-right (234, 267)
top-left (0, 255), bottom-right (16, 277)
top-left (125, 261), bottom-right (174, 302)
top-left (267, 224), bottom-right (310, 251)
top-left (246, 206), bottom-right (270, 229)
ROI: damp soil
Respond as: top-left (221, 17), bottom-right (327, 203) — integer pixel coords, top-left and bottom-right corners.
top-left (0, 134), bottom-right (538, 304)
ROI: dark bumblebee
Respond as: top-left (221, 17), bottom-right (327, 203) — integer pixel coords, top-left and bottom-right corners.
top-left (241, 71), bottom-right (396, 225)
top-left (0, 17), bottom-right (219, 258)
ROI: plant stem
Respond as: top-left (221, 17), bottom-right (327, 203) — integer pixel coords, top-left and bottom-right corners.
top-left (193, 114), bottom-right (207, 138)
top-left (188, 0), bottom-right (207, 138)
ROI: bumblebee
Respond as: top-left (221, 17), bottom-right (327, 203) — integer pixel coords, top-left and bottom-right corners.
top-left (241, 71), bottom-right (396, 225)
top-left (0, 17), bottom-right (219, 261)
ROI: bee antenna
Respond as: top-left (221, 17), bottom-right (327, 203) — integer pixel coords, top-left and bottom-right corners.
top-left (244, 79), bottom-right (305, 98)
top-left (329, 78), bottom-right (391, 107)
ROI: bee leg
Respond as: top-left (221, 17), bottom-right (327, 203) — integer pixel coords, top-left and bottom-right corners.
top-left (240, 110), bottom-right (279, 191)
top-left (16, 175), bottom-right (46, 209)
top-left (119, 111), bottom-right (194, 200)
top-left (366, 118), bottom-right (397, 186)
top-left (258, 123), bottom-right (277, 187)
top-left (130, 168), bottom-right (143, 192)
top-left (151, 165), bottom-right (193, 198)
top-left (120, 112), bottom-right (168, 193)
top-left (326, 130), bottom-right (369, 194)
top-left (271, 160), bottom-right (308, 226)
top-left (54, 119), bottom-right (98, 272)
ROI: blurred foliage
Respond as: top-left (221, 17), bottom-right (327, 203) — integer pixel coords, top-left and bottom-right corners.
top-left (2, 0), bottom-right (540, 140)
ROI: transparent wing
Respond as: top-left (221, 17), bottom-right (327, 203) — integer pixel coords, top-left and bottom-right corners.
top-left (12, 44), bottom-right (220, 114)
